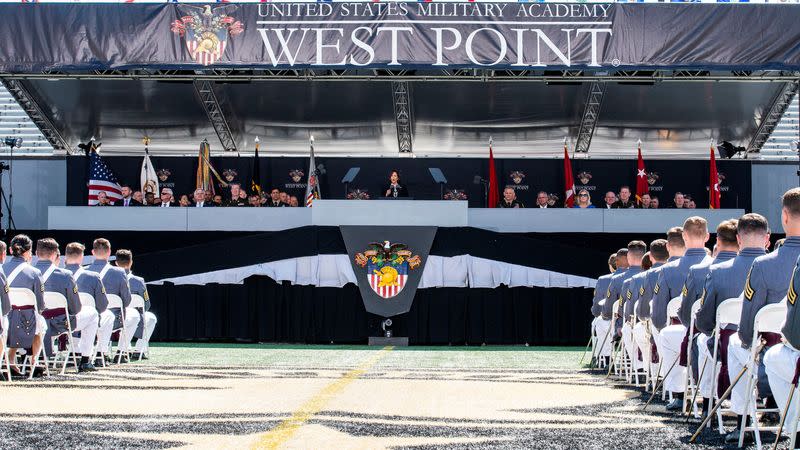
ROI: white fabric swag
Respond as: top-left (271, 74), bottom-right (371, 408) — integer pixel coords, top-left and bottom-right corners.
top-left (149, 255), bottom-right (596, 290)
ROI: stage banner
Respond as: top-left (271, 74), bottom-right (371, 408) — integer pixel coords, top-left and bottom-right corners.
top-left (1, 3), bottom-right (799, 71)
top-left (341, 226), bottom-right (436, 317)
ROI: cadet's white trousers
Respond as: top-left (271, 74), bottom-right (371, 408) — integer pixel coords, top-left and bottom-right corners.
top-left (765, 343), bottom-right (800, 433)
top-left (622, 322), bottom-right (643, 371)
top-left (97, 309), bottom-right (140, 353)
top-left (633, 322), bottom-right (652, 367)
top-left (727, 333), bottom-right (751, 415)
top-left (96, 310), bottom-right (115, 354)
top-left (35, 313), bottom-right (47, 336)
top-left (594, 319), bottom-right (613, 357)
top-left (133, 312), bottom-right (157, 353)
top-left (73, 306), bottom-right (99, 357)
top-left (696, 333), bottom-right (718, 399)
top-left (659, 324), bottom-right (687, 393)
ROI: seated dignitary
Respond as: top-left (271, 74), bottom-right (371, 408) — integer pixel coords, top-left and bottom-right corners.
top-left (693, 213), bottom-right (769, 442)
top-left (86, 238), bottom-right (139, 361)
top-left (676, 220), bottom-right (739, 395)
top-left (727, 189), bottom-right (800, 441)
top-left (652, 219), bottom-right (712, 410)
top-left (192, 189), bottom-right (213, 207)
top-left (633, 239), bottom-right (672, 367)
top-left (596, 248), bottom-right (631, 361)
top-left (114, 250), bottom-right (156, 358)
top-left (764, 256), bottom-right (800, 445)
top-left (498, 187), bottom-right (524, 208)
top-left (64, 242), bottom-right (113, 366)
top-left (618, 240), bottom-right (647, 373)
top-left (35, 239), bottom-right (99, 372)
top-left (612, 186), bottom-right (638, 209)
top-left (4, 234), bottom-right (47, 377)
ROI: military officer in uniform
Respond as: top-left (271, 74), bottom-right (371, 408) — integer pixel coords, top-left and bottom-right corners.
top-left (692, 214), bottom-right (770, 441)
top-left (114, 250), bottom-right (157, 359)
top-left (619, 241), bottom-right (647, 372)
top-left (86, 238), bottom-right (139, 360)
top-left (764, 254), bottom-right (800, 445)
top-left (727, 189), bottom-right (800, 441)
top-left (64, 242), bottom-right (113, 366)
top-left (595, 248), bottom-right (630, 360)
top-left (35, 238), bottom-right (99, 372)
top-left (633, 239), bottom-right (672, 372)
top-left (652, 219), bottom-right (712, 410)
top-left (3, 234), bottom-right (47, 377)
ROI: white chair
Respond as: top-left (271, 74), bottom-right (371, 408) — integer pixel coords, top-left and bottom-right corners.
top-left (709, 297), bottom-right (743, 433)
top-left (738, 300), bottom-right (787, 449)
top-left (658, 296), bottom-right (683, 402)
top-left (683, 299), bottom-right (704, 416)
top-left (608, 299), bottom-right (624, 377)
top-left (78, 292), bottom-right (95, 308)
top-left (43, 292), bottom-right (80, 375)
top-left (10, 288), bottom-right (50, 379)
top-left (130, 294), bottom-right (148, 361)
top-left (594, 298), bottom-right (608, 369)
top-left (106, 294), bottom-right (130, 364)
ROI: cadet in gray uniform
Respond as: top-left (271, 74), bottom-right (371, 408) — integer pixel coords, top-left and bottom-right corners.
top-left (727, 189), bottom-right (800, 439)
top-left (633, 239), bottom-right (672, 370)
top-left (85, 238), bottom-right (139, 359)
top-left (35, 238), bottom-right (100, 372)
top-left (64, 241), bottom-right (113, 368)
top-left (619, 241), bottom-right (646, 373)
top-left (652, 220), bottom-right (712, 410)
top-left (115, 250), bottom-right (157, 358)
top-left (691, 214), bottom-right (770, 442)
top-left (3, 234), bottom-right (47, 377)
top-left (595, 249), bottom-right (630, 358)
top-left (591, 253), bottom-right (618, 363)
top-left (764, 253), bottom-right (800, 443)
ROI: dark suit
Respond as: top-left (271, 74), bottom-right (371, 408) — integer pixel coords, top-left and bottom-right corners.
top-left (193, 201), bottom-right (214, 208)
top-left (116, 198), bottom-right (142, 207)
top-left (498, 200), bottom-right (525, 208)
top-left (266, 201), bottom-right (289, 207)
top-left (153, 201), bottom-right (177, 207)
top-left (611, 200), bottom-right (639, 209)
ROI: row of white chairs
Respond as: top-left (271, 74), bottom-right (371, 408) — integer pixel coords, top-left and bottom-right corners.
top-left (1, 289), bottom-right (149, 382)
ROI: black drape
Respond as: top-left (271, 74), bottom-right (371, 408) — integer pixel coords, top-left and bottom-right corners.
top-left (148, 276), bottom-right (593, 346)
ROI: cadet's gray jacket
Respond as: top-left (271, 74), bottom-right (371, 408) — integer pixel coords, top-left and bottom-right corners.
top-left (781, 254), bottom-right (800, 349)
top-left (86, 260), bottom-right (131, 308)
top-left (0, 270), bottom-right (11, 333)
top-left (591, 271), bottom-right (619, 317)
top-left (677, 251), bottom-right (737, 326)
top-left (601, 268), bottom-right (630, 320)
top-left (3, 256), bottom-right (44, 348)
top-left (652, 248), bottom-right (711, 330)
top-left (66, 263), bottom-right (109, 313)
top-left (738, 237), bottom-right (800, 348)
top-left (634, 260), bottom-right (671, 320)
top-left (620, 266), bottom-right (644, 321)
top-left (695, 247), bottom-right (765, 336)
top-left (34, 260), bottom-right (81, 323)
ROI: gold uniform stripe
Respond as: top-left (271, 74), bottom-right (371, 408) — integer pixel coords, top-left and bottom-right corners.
top-left (654, 283), bottom-right (660, 294)
top-left (699, 287), bottom-right (706, 306)
top-left (789, 270), bottom-right (798, 306)
top-left (681, 284), bottom-right (688, 297)
top-left (744, 268), bottom-right (755, 301)
top-left (626, 290), bottom-right (632, 300)
top-left (639, 286), bottom-right (645, 296)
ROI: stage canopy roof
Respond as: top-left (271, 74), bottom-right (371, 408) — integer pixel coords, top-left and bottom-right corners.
top-left (1, 2), bottom-right (798, 158)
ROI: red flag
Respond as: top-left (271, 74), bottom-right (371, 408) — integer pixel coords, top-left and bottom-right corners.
top-left (635, 142), bottom-right (649, 204)
top-left (488, 141), bottom-right (499, 208)
top-left (563, 143), bottom-right (575, 208)
top-left (709, 145), bottom-right (721, 209)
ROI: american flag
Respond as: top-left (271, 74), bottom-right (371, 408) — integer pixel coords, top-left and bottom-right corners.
top-left (88, 151), bottom-right (122, 205)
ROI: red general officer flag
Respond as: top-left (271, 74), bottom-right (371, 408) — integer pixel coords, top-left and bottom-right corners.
top-left (488, 138), bottom-right (499, 208)
top-left (563, 141), bottom-right (575, 208)
top-left (635, 140), bottom-right (649, 204)
top-left (709, 144), bottom-right (721, 209)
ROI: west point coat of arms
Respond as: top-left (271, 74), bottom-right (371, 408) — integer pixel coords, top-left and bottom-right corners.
top-left (355, 241), bottom-right (422, 299)
top-left (171, 5), bottom-right (244, 66)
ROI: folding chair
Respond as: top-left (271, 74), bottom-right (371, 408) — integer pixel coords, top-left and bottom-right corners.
top-left (608, 299), bottom-right (624, 377)
top-left (709, 297), bottom-right (743, 433)
top-left (595, 298), bottom-right (609, 369)
top-left (78, 292), bottom-right (106, 368)
top-left (628, 299), bottom-right (648, 387)
top-left (106, 294), bottom-right (130, 364)
top-left (10, 288), bottom-right (50, 379)
top-left (0, 333), bottom-right (10, 383)
top-left (129, 294), bottom-right (148, 360)
top-left (43, 292), bottom-right (80, 375)
top-left (659, 296), bottom-right (683, 401)
top-left (683, 299), bottom-right (704, 416)
top-left (738, 300), bottom-right (787, 449)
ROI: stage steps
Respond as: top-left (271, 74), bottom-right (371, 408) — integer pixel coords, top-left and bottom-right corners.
top-left (0, 84), bottom-right (53, 154)
top-left (760, 94), bottom-right (799, 161)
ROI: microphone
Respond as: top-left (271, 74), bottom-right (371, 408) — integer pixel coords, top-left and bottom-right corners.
top-left (392, 184), bottom-right (398, 198)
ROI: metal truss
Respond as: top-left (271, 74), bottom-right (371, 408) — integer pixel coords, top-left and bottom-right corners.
top-left (4, 69), bottom-right (799, 82)
top-left (1, 79), bottom-right (70, 152)
top-left (193, 80), bottom-right (238, 152)
top-left (746, 81), bottom-right (799, 154)
top-left (391, 81), bottom-right (413, 153)
top-left (574, 82), bottom-right (606, 153)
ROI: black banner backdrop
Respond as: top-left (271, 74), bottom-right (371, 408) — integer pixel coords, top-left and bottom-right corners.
top-left (341, 226), bottom-right (437, 317)
top-left (1, 3), bottom-right (800, 71)
top-left (66, 156), bottom-right (753, 210)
